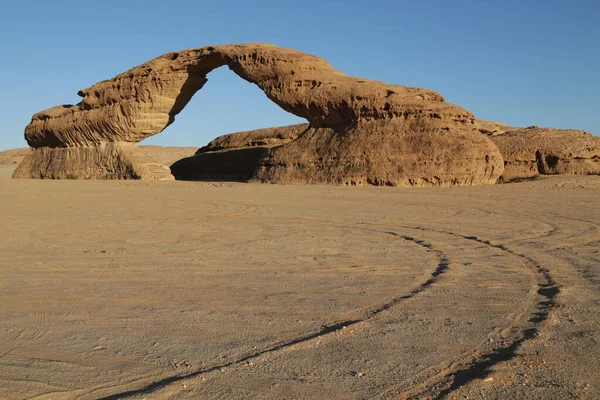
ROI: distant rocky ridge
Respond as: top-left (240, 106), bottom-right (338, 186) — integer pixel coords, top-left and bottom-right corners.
top-left (0, 148), bottom-right (31, 166)
top-left (14, 43), bottom-right (503, 186)
top-left (488, 127), bottom-right (600, 181)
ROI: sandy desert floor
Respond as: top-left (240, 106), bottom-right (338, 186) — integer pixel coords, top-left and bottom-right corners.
top-left (1, 162), bottom-right (599, 399)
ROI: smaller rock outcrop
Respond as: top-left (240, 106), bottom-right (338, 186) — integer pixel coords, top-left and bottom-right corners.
top-left (255, 120), bottom-right (503, 186)
top-left (489, 126), bottom-right (600, 181)
top-left (171, 121), bottom-right (504, 186)
top-left (0, 148), bottom-right (31, 166)
top-left (195, 124), bottom-right (309, 154)
top-left (171, 147), bottom-right (271, 181)
top-left (474, 120), bottom-right (514, 136)
top-left (171, 125), bottom-right (308, 181)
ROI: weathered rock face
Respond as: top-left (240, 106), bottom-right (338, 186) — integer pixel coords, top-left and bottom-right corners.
top-left (474, 120), bottom-right (515, 136)
top-left (171, 124), bottom-right (309, 181)
top-left (196, 124), bottom-right (309, 154)
top-left (13, 143), bottom-right (173, 180)
top-left (16, 43), bottom-right (504, 185)
top-left (255, 120), bottom-right (502, 186)
top-left (170, 121), bottom-right (503, 186)
top-left (488, 127), bottom-right (600, 182)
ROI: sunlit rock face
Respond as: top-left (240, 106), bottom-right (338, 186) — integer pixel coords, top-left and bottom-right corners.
top-left (15, 43), bottom-right (503, 185)
top-left (487, 126), bottom-right (600, 182)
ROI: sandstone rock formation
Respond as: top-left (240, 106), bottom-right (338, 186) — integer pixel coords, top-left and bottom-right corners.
top-left (13, 143), bottom-right (175, 180)
top-left (488, 126), bottom-right (600, 181)
top-left (0, 148), bottom-right (31, 166)
top-left (196, 124), bottom-right (308, 154)
top-left (171, 124), bottom-right (308, 181)
top-left (171, 120), bottom-right (503, 186)
top-left (174, 119), bottom-right (600, 184)
top-left (474, 120), bottom-right (515, 136)
top-left (15, 43), bottom-right (503, 185)
top-left (255, 120), bottom-right (502, 186)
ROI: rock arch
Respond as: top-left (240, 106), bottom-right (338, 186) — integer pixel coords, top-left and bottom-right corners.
top-left (14, 43), bottom-right (503, 185)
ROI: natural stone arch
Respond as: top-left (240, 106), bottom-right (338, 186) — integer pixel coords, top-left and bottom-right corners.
top-left (14, 43), bottom-right (504, 186)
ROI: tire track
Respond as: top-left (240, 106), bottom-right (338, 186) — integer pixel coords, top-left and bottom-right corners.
top-left (390, 225), bottom-right (560, 399)
top-left (92, 231), bottom-right (450, 400)
top-left (138, 223), bottom-right (542, 400)
top-left (0, 330), bottom-right (45, 359)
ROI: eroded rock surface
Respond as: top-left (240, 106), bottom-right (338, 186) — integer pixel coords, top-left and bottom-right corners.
top-left (13, 143), bottom-right (173, 180)
top-left (255, 120), bottom-right (502, 186)
top-left (488, 127), bottom-right (600, 181)
top-left (16, 43), bottom-right (503, 185)
top-left (474, 120), bottom-right (515, 136)
top-left (196, 124), bottom-right (309, 154)
top-left (171, 121), bottom-right (502, 186)
top-left (171, 124), bottom-right (308, 181)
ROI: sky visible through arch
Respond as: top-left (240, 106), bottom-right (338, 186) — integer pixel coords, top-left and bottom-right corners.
top-left (0, 0), bottom-right (598, 150)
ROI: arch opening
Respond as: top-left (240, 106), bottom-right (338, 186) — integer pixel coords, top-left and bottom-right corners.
top-left (140, 66), bottom-right (307, 149)
top-left (139, 66), bottom-right (308, 181)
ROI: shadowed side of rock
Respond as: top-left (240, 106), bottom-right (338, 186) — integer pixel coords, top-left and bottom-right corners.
top-left (170, 124), bottom-right (308, 181)
top-left (171, 147), bottom-right (271, 181)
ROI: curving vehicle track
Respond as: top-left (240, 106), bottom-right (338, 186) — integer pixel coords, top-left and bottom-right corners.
top-left (0, 175), bottom-right (599, 399)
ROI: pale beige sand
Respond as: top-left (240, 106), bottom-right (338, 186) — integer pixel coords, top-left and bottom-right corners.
top-left (1, 171), bottom-right (599, 399)
top-left (0, 165), bottom-right (16, 179)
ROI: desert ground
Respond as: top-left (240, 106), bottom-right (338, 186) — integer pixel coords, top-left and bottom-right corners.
top-left (1, 155), bottom-right (600, 399)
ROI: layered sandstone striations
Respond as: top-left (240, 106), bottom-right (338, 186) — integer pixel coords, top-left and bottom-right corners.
top-left (255, 120), bottom-right (502, 186)
top-left (16, 43), bottom-right (503, 185)
top-left (196, 124), bottom-right (309, 154)
top-left (172, 120), bottom-right (503, 186)
top-left (488, 126), bottom-right (600, 181)
top-left (12, 143), bottom-right (174, 180)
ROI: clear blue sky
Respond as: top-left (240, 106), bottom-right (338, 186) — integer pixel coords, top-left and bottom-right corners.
top-left (1, 0), bottom-right (598, 150)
